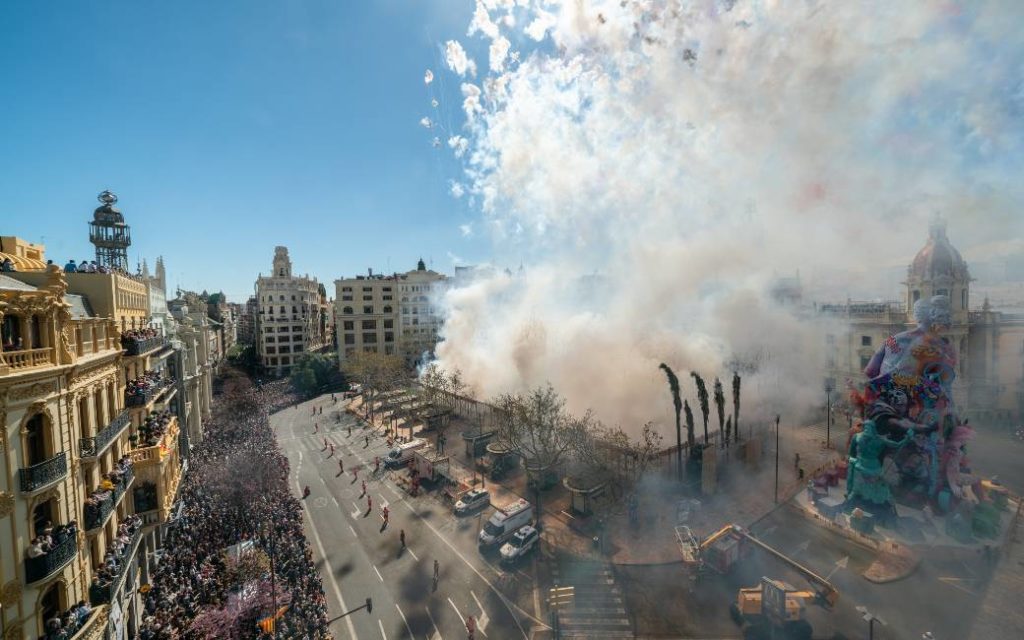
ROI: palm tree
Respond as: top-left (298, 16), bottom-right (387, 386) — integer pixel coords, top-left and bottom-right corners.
top-left (659, 363), bottom-right (685, 480)
top-left (683, 400), bottom-right (696, 455)
top-left (690, 372), bottom-right (710, 445)
top-left (713, 377), bottom-right (725, 447)
top-left (732, 371), bottom-right (742, 443)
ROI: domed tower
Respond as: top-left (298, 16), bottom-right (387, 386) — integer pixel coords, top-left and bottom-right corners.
top-left (272, 246), bottom-right (292, 278)
top-left (905, 215), bottom-right (971, 325)
top-left (88, 190), bottom-right (132, 271)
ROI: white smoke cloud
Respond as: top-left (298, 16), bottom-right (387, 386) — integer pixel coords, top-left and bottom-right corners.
top-left (435, 0), bottom-right (1024, 434)
top-left (444, 39), bottom-right (477, 76)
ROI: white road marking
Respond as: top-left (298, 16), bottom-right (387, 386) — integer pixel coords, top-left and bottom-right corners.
top-left (349, 525), bottom-right (358, 538)
top-left (425, 606), bottom-right (443, 640)
top-left (471, 590), bottom-right (490, 636)
top-left (395, 604), bottom-right (413, 639)
top-left (404, 502), bottom-right (416, 514)
top-left (378, 618), bottom-right (388, 639)
top-left (407, 547), bottom-right (419, 561)
top-left (296, 479), bottom-right (359, 640)
top-left (374, 565), bottom-right (384, 582)
top-left (332, 496), bottom-right (340, 506)
top-left (447, 598), bottom-right (466, 626)
top-left (298, 450), bottom-right (303, 463)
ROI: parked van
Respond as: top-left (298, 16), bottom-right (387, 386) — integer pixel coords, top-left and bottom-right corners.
top-left (385, 439), bottom-right (427, 468)
top-left (478, 498), bottom-right (532, 548)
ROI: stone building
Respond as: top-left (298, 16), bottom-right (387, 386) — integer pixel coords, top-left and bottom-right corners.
top-left (335, 259), bottom-right (447, 369)
top-left (254, 247), bottom-right (329, 376)
top-left (820, 218), bottom-right (1024, 426)
top-left (0, 193), bottom-right (219, 640)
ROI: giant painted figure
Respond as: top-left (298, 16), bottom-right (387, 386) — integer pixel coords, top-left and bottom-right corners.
top-left (847, 295), bottom-right (965, 511)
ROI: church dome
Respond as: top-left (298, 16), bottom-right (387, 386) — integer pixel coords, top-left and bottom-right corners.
top-left (909, 217), bottom-right (968, 281)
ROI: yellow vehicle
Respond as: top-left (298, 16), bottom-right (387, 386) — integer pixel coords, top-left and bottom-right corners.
top-left (730, 578), bottom-right (815, 640)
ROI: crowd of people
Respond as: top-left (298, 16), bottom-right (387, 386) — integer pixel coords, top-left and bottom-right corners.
top-left (89, 514), bottom-right (144, 604)
top-left (138, 410), bottom-right (174, 447)
top-left (121, 327), bottom-right (163, 345)
top-left (138, 371), bottom-right (330, 639)
top-left (126, 371), bottom-right (171, 399)
top-left (42, 600), bottom-right (94, 640)
top-left (83, 457), bottom-right (134, 528)
top-left (26, 520), bottom-right (79, 560)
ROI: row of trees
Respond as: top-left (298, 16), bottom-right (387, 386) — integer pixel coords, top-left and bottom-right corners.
top-left (658, 364), bottom-right (742, 479)
top-left (288, 352), bottom-right (340, 396)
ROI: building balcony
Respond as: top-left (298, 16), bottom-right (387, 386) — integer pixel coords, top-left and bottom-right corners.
top-left (80, 410), bottom-right (131, 460)
top-left (125, 377), bottom-right (174, 408)
top-left (122, 335), bottom-right (169, 356)
top-left (89, 526), bottom-right (142, 606)
top-left (19, 451), bottom-right (68, 493)
top-left (0, 346), bottom-right (55, 373)
top-left (25, 532), bottom-right (78, 585)
top-left (84, 468), bottom-right (134, 532)
top-left (67, 605), bottom-right (109, 640)
top-left (129, 417), bottom-right (179, 467)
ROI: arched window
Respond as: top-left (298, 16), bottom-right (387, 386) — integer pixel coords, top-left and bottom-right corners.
top-left (24, 413), bottom-right (50, 466)
top-left (343, 307), bottom-right (353, 315)
top-left (40, 583), bottom-right (63, 632)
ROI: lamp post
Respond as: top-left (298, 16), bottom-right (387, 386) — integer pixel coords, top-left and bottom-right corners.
top-left (824, 378), bottom-right (834, 449)
top-left (774, 415), bottom-right (780, 504)
top-left (856, 605), bottom-right (886, 640)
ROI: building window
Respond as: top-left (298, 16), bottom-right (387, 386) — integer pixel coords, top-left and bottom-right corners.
top-left (383, 319), bottom-right (393, 329)
top-left (343, 321), bottom-right (354, 330)
top-left (363, 346), bottom-right (377, 353)
top-left (363, 333), bottom-right (378, 344)
top-left (383, 306), bottom-right (393, 314)
top-left (363, 295), bottom-right (373, 301)
top-left (385, 345), bottom-right (395, 355)
top-left (278, 327), bottom-right (289, 333)
top-left (293, 326), bottom-right (302, 332)
top-left (860, 355), bottom-right (871, 369)
top-left (294, 345), bottom-right (303, 352)
top-left (362, 320), bottom-right (376, 330)
top-left (281, 356), bottom-right (290, 365)
top-left (342, 286), bottom-right (352, 292)
top-left (344, 334), bottom-right (355, 345)
top-left (383, 295), bottom-right (393, 301)
top-left (363, 306), bottom-right (373, 314)
top-left (362, 286), bottom-right (372, 292)
top-left (265, 336), bottom-right (275, 343)
top-left (962, 289), bottom-right (967, 310)
top-left (861, 335), bottom-right (872, 347)
top-left (343, 307), bottom-right (353, 315)
top-left (279, 306), bottom-right (286, 314)
top-left (385, 332), bottom-right (394, 342)
top-left (280, 346), bottom-right (291, 354)
top-left (342, 295), bottom-right (353, 301)
top-left (270, 357), bottom-right (278, 365)
top-left (937, 288), bottom-right (948, 297)
top-left (383, 286), bottom-right (392, 292)
top-left (266, 346), bottom-right (276, 354)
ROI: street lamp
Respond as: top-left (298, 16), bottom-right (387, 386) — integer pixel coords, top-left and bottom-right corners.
top-left (824, 378), bottom-right (835, 449)
top-left (856, 605), bottom-right (886, 640)
top-left (774, 414), bottom-right (780, 504)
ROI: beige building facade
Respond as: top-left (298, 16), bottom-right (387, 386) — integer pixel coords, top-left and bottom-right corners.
top-left (821, 219), bottom-right (1024, 426)
top-left (255, 247), bottom-right (329, 376)
top-left (335, 260), bottom-right (447, 369)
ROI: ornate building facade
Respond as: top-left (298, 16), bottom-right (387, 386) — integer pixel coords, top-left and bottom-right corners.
top-left (254, 246), bottom-right (329, 375)
top-left (821, 219), bottom-right (1024, 426)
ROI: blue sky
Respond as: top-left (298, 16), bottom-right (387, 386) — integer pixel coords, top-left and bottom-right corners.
top-left (0, 0), bottom-right (485, 300)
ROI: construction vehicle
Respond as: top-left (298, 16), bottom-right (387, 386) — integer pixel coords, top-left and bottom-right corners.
top-left (677, 524), bottom-right (839, 639)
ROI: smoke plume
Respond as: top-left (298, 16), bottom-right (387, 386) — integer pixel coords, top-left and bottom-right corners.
top-left (434, 0), bottom-right (1024, 434)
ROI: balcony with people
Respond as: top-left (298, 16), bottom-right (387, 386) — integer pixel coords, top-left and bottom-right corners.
top-left (0, 302), bottom-right (56, 373)
top-left (120, 326), bottom-right (168, 356)
top-left (25, 520), bottom-right (80, 584)
top-left (88, 514), bottom-right (143, 606)
top-left (124, 370), bottom-right (174, 408)
top-left (128, 410), bottom-right (179, 466)
top-left (79, 409), bottom-right (131, 460)
top-left (18, 413), bottom-right (68, 494)
top-left (83, 458), bottom-right (135, 532)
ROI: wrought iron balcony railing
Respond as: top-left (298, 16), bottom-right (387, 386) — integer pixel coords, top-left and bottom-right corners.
top-left (80, 410), bottom-right (131, 459)
top-left (89, 526), bottom-right (142, 605)
top-left (25, 531), bottom-right (78, 584)
top-left (122, 335), bottom-right (168, 356)
top-left (125, 378), bottom-right (174, 407)
top-left (84, 468), bottom-right (134, 531)
top-left (19, 452), bottom-right (68, 493)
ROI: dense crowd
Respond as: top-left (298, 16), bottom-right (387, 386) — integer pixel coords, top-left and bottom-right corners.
top-left (42, 599), bottom-right (94, 640)
top-left (121, 327), bottom-right (163, 344)
top-left (138, 410), bottom-right (175, 447)
top-left (139, 372), bottom-right (330, 639)
top-left (89, 515), bottom-right (144, 603)
top-left (126, 371), bottom-right (171, 398)
top-left (26, 520), bottom-right (78, 560)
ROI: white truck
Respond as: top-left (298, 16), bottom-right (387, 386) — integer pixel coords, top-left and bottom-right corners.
top-left (478, 498), bottom-right (533, 549)
top-left (385, 439), bottom-right (427, 468)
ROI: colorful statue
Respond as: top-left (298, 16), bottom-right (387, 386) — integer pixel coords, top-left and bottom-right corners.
top-left (846, 419), bottom-right (912, 509)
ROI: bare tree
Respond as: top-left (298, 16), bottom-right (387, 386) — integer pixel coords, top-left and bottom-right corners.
top-left (494, 384), bottom-right (594, 523)
top-left (732, 371), bottom-right (742, 444)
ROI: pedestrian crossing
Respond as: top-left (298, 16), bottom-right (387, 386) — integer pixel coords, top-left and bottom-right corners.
top-left (551, 557), bottom-right (633, 638)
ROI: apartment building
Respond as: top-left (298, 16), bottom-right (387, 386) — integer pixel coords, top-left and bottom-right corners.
top-left (254, 247), bottom-right (329, 376)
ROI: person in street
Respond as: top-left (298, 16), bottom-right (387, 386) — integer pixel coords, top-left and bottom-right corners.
top-left (303, 485), bottom-right (310, 499)
top-left (353, 467), bottom-right (359, 480)
top-left (348, 425), bottom-right (352, 437)
top-left (382, 505), bottom-right (389, 524)
top-left (338, 459), bottom-right (344, 474)
top-left (794, 452), bottom-right (801, 470)
top-left (375, 456), bottom-right (380, 473)
top-left (313, 422), bottom-right (318, 434)
top-left (433, 559), bottom-right (440, 589)
top-left (367, 495), bottom-right (372, 512)
top-left (361, 480), bottom-right (367, 496)
top-left (328, 443), bottom-right (335, 458)
top-left (365, 434), bottom-right (370, 448)
top-left (400, 529), bottom-right (405, 548)
top-left (322, 437), bottom-right (328, 451)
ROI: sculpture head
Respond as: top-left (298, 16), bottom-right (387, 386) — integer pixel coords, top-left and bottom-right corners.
top-left (928, 295), bottom-right (951, 331)
top-left (882, 388), bottom-right (909, 415)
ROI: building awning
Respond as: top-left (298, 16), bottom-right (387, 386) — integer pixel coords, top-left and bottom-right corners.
top-left (0, 252), bottom-right (47, 271)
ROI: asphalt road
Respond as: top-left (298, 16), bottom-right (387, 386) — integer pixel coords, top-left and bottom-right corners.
top-left (272, 395), bottom-right (542, 640)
